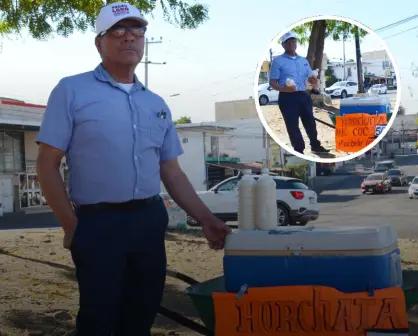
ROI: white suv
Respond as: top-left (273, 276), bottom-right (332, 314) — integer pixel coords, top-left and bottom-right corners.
top-left (188, 175), bottom-right (319, 227)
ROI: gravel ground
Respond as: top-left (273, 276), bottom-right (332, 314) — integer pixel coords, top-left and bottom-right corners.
top-left (261, 97), bottom-right (397, 159)
top-left (1, 228), bottom-right (417, 335)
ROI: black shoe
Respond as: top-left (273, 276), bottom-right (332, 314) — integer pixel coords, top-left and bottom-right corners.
top-left (311, 145), bottom-right (330, 153)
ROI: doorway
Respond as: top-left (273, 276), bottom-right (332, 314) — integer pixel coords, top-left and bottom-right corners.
top-left (18, 172), bottom-right (47, 208)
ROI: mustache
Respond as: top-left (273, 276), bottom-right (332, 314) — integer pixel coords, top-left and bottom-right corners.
top-left (119, 45), bottom-right (139, 51)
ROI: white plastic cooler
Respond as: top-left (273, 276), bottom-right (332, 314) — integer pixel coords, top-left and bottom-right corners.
top-left (223, 225), bottom-right (402, 293)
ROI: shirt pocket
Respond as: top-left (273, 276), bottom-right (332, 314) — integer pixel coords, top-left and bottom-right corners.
top-left (139, 113), bottom-right (167, 149)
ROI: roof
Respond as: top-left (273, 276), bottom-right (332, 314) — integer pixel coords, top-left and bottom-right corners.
top-left (0, 100), bottom-right (46, 109)
top-left (175, 123), bottom-right (234, 131)
top-left (207, 162), bottom-right (290, 174)
top-left (376, 160), bottom-right (395, 164)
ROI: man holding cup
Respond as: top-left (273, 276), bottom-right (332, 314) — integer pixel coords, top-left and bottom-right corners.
top-left (269, 31), bottom-right (330, 155)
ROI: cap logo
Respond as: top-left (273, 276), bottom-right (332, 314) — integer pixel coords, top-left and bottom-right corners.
top-left (112, 4), bottom-right (130, 16)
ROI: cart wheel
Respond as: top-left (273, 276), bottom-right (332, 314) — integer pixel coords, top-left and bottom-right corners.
top-left (186, 215), bottom-right (200, 227)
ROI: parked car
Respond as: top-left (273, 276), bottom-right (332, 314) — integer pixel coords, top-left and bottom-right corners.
top-left (369, 84), bottom-right (388, 94)
top-left (361, 172), bottom-right (392, 194)
top-left (187, 175), bottom-right (319, 227)
top-left (373, 160), bottom-right (397, 173)
top-left (258, 83), bottom-right (279, 106)
top-left (324, 81), bottom-right (358, 99)
top-left (387, 168), bottom-right (408, 186)
top-left (408, 176), bottom-right (418, 199)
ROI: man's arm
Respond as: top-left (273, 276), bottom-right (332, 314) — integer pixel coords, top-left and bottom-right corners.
top-left (269, 58), bottom-right (296, 92)
top-left (37, 144), bottom-right (77, 233)
top-left (160, 158), bottom-right (216, 224)
top-left (35, 79), bottom-right (77, 234)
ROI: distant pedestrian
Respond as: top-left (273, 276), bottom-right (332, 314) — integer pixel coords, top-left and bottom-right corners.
top-left (269, 31), bottom-right (330, 155)
top-left (35, 2), bottom-right (231, 335)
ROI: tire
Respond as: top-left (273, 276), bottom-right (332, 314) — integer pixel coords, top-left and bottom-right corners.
top-left (341, 90), bottom-right (347, 99)
top-left (276, 204), bottom-right (290, 226)
top-left (259, 95), bottom-right (269, 106)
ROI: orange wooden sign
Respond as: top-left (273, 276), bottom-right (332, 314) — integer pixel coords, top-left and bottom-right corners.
top-left (335, 113), bottom-right (388, 152)
top-left (212, 286), bottom-right (408, 336)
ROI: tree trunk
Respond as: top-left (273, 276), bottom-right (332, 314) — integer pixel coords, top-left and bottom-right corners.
top-left (306, 21), bottom-right (321, 68)
top-left (355, 27), bottom-right (365, 93)
top-left (312, 20), bottom-right (327, 71)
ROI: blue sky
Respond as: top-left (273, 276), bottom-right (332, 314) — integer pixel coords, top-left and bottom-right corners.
top-left (0, 0), bottom-right (416, 122)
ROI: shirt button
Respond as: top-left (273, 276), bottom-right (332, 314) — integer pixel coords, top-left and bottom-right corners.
top-left (134, 156), bottom-right (138, 160)
top-left (133, 125), bottom-right (137, 129)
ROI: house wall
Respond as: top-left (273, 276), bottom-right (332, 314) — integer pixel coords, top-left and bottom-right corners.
top-left (24, 131), bottom-right (38, 166)
top-left (215, 99), bottom-right (258, 121)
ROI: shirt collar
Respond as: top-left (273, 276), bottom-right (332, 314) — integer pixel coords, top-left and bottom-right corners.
top-left (282, 53), bottom-right (300, 59)
top-left (93, 63), bottom-right (146, 91)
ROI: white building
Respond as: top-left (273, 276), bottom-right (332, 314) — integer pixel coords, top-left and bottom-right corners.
top-left (0, 99), bottom-right (56, 214)
top-left (327, 49), bottom-right (396, 88)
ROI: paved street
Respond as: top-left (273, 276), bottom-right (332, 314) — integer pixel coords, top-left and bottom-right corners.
top-left (315, 154), bottom-right (418, 239)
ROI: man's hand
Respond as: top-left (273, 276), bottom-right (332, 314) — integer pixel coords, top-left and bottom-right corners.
top-left (62, 219), bottom-right (78, 250)
top-left (201, 217), bottom-right (231, 250)
top-left (308, 76), bottom-right (318, 85)
top-left (286, 85), bottom-right (297, 92)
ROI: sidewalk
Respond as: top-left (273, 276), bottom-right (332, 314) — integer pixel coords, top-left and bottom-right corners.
top-left (310, 175), bottom-right (354, 194)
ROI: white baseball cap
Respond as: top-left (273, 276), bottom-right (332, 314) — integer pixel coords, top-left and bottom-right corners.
top-left (281, 31), bottom-right (298, 43)
top-left (95, 2), bottom-right (148, 36)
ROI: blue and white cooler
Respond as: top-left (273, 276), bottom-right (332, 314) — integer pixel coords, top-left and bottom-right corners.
top-left (223, 225), bottom-right (402, 293)
top-left (339, 96), bottom-right (391, 116)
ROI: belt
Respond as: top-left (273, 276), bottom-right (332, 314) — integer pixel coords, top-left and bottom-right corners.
top-left (76, 195), bottom-right (161, 212)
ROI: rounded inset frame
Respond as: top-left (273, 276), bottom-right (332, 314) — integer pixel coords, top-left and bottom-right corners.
top-left (253, 15), bottom-right (402, 163)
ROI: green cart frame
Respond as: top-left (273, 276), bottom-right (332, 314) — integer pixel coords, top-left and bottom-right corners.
top-left (161, 269), bottom-right (418, 335)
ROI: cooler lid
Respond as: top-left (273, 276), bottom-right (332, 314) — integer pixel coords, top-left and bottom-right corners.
top-left (339, 96), bottom-right (391, 106)
top-left (225, 225), bottom-right (397, 251)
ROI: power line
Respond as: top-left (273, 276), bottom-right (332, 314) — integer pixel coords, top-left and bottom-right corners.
top-left (383, 25), bottom-right (418, 39)
top-left (375, 14), bottom-right (418, 32)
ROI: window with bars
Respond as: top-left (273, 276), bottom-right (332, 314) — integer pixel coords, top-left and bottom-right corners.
top-left (0, 131), bottom-right (25, 173)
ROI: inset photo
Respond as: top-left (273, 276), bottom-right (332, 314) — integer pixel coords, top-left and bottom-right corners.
top-left (255, 15), bottom-right (401, 162)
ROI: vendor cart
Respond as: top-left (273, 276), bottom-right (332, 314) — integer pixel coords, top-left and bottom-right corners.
top-left (160, 268), bottom-right (418, 335)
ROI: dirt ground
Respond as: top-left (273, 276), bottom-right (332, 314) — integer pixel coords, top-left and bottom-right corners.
top-left (261, 97), bottom-right (397, 159)
top-left (1, 229), bottom-right (418, 335)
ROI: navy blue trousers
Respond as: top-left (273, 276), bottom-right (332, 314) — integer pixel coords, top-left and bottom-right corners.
top-left (278, 91), bottom-right (321, 153)
top-left (70, 197), bottom-right (169, 336)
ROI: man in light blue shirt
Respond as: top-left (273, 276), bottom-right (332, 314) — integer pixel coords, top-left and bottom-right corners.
top-left (269, 31), bottom-right (330, 155)
top-left (36, 2), bottom-right (231, 335)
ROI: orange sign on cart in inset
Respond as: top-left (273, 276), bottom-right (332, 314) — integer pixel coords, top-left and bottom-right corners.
top-left (335, 113), bottom-right (388, 152)
top-left (212, 285), bottom-right (408, 336)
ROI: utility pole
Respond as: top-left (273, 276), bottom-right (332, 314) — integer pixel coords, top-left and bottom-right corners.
top-left (342, 30), bottom-right (346, 80)
top-left (354, 28), bottom-right (365, 93)
top-left (262, 127), bottom-right (271, 169)
top-left (142, 37), bottom-right (165, 88)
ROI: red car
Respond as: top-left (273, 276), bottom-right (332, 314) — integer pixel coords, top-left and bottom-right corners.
top-left (361, 172), bottom-right (392, 194)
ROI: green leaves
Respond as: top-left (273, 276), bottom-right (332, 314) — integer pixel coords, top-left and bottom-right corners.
top-left (281, 19), bottom-right (368, 46)
top-left (0, 0), bottom-right (209, 40)
top-left (174, 116), bottom-right (192, 124)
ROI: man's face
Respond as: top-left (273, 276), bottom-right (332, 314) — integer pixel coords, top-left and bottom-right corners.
top-left (283, 38), bottom-right (297, 53)
top-left (95, 19), bottom-right (146, 66)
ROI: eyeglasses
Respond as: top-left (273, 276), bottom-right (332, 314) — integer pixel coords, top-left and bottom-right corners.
top-left (100, 25), bottom-right (147, 38)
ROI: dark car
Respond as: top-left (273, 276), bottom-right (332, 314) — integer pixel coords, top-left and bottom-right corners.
top-left (373, 160), bottom-right (397, 173)
top-left (361, 172), bottom-right (392, 194)
top-left (387, 168), bottom-right (408, 186)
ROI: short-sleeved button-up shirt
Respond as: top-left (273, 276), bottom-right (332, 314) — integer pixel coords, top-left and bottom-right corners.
top-left (269, 53), bottom-right (313, 91)
top-left (36, 64), bottom-right (184, 205)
